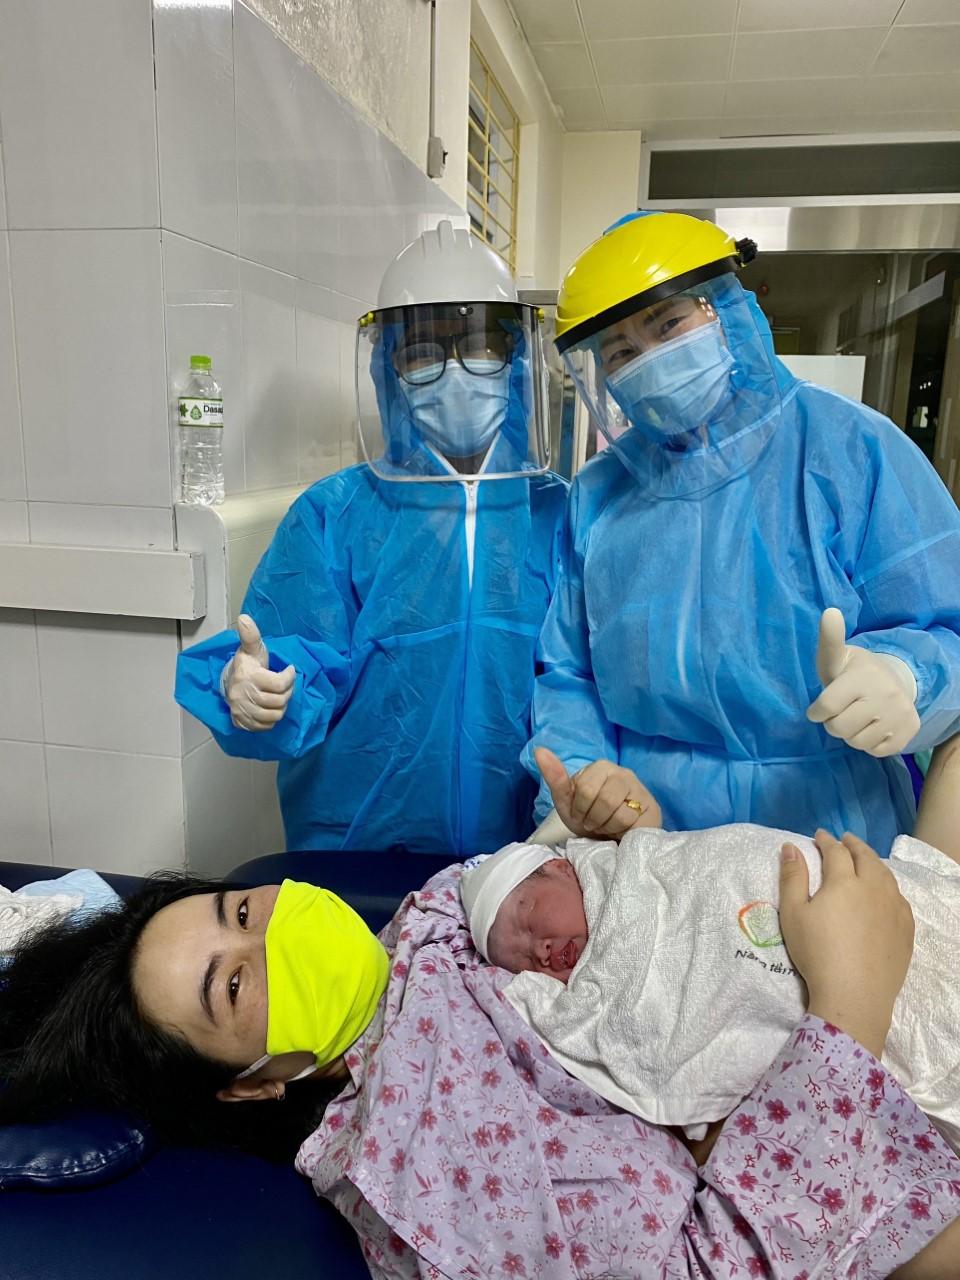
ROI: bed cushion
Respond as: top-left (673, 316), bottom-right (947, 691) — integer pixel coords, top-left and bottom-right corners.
top-left (0, 1110), bottom-right (152, 1190)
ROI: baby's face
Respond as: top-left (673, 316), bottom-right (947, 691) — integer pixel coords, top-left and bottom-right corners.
top-left (487, 859), bottom-right (588, 983)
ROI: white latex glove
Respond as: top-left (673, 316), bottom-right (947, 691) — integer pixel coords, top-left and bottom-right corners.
top-left (806, 607), bottom-right (920, 757)
top-left (528, 807), bottom-right (576, 846)
top-left (223, 615), bottom-right (296, 732)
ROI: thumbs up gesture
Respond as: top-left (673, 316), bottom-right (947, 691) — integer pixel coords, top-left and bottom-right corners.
top-left (806, 608), bottom-right (920, 757)
top-left (534, 747), bottom-right (661, 839)
top-left (223, 615), bottom-right (296, 732)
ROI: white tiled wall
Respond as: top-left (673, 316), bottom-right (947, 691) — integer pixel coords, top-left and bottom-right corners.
top-left (183, 739), bottom-right (283, 880)
top-left (158, 0), bottom-right (458, 496)
top-left (238, 258), bottom-right (299, 490)
top-left (161, 232), bottom-right (245, 494)
top-left (28, 504), bottom-right (174, 551)
top-left (10, 229), bottom-right (170, 507)
top-left (0, 0), bottom-right (159, 231)
top-left (0, 0), bottom-right (461, 877)
top-left (0, 206), bottom-right (24, 503)
top-left (154, 0), bottom-right (238, 255)
top-left (45, 746), bottom-right (185, 878)
top-left (0, 501), bottom-right (28, 542)
top-left (235, 2), bottom-right (302, 280)
top-left (338, 296), bottom-right (364, 468)
top-left (245, 0), bottom-right (435, 194)
top-left (0, 608), bottom-right (42, 743)
top-left (0, 741), bottom-right (51, 863)
top-left (35, 614), bottom-right (182, 757)
top-left (296, 280), bottom-right (342, 482)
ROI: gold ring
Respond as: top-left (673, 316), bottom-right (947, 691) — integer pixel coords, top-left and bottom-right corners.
top-left (273, 1081), bottom-right (283, 1101)
top-left (623, 798), bottom-right (646, 813)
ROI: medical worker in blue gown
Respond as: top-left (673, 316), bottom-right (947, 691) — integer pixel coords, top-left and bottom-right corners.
top-left (526, 211), bottom-right (960, 854)
top-left (176, 221), bottom-right (566, 855)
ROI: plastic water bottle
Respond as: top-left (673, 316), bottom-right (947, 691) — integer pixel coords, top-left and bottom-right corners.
top-left (178, 354), bottom-right (224, 505)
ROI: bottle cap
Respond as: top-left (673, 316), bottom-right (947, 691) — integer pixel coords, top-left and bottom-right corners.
top-left (190, 355), bottom-right (212, 370)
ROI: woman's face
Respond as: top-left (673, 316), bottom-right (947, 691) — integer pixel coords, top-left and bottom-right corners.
top-left (132, 884), bottom-right (282, 1072)
top-left (597, 294), bottom-right (716, 375)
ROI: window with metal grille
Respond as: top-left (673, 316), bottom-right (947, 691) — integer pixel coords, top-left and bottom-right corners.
top-left (468, 41), bottom-right (519, 273)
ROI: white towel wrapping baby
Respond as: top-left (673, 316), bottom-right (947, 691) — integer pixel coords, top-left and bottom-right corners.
top-left (504, 825), bottom-right (960, 1149)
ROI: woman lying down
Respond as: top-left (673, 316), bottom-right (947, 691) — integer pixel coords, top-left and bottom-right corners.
top-left (462, 736), bottom-right (960, 1159)
top-left (1, 752), bottom-right (959, 1278)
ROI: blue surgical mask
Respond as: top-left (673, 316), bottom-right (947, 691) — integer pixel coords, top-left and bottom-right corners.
top-left (403, 361), bottom-right (510, 458)
top-left (605, 320), bottom-right (734, 438)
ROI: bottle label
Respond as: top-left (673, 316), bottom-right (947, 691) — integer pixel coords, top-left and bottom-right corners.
top-left (178, 397), bottom-right (223, 428)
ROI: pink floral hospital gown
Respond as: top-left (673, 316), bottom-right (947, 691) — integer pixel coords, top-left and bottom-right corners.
top-left (297, 866), bottom-right (960, 1278)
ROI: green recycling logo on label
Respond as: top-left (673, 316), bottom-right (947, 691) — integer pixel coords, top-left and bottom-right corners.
top-left (178, 396), bottom-right (224, 428)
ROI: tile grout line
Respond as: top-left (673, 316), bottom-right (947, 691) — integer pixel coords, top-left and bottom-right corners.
top-left (0, 136), bottom-right (52, 860)
top-left (231, 0), bottom-right (247, 495)
top-left (572, 0), bottom-right (607, 130)
top-left (1, 736), bottom-right (184, 762)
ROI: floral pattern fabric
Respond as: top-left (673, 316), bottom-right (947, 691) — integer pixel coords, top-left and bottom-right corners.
top-left (297, 865), bottom-right (960, 1278)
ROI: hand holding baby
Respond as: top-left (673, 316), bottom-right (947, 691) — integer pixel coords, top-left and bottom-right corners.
top-left (535, 748), bottom-right (662, 839)
top-left (779, 829), bottom-right (915, 1060)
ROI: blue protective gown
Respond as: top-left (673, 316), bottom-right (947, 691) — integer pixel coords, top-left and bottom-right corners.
top-left (176, 461), bottom-right (567, 855)
top-left (527, 289), bottom-right (960, 854)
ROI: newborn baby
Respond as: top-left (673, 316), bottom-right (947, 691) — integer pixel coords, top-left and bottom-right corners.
top-left (465, 844), bottom-right (589, 981)
top-left (460, 827), bottom-right (960, 1152)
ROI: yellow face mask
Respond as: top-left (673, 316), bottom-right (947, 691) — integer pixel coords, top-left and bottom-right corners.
top-left (258, 880), bottom-right (389, 1073)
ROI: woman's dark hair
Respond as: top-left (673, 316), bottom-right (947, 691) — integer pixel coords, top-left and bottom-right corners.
top-left (0, 874), bottom-right (337, 1162)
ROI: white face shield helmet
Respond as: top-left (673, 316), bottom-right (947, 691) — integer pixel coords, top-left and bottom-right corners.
top-left (354, 221), bottom-right (550, 482)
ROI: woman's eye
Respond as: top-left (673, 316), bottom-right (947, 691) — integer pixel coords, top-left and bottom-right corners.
top-left (604, 345), bottom-right (635, 372)
top-left (660, 315), bottom-right (682, 338)
top-left (237, 898), bottom-right (249, 929)
top-left (228, 971), bottom-right (241, 1005)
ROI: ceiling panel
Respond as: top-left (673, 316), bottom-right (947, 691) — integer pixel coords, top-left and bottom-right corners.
top-left (873, 23), bottom-right (960, 75)
top-left (509, 0), bottom-right (582, 45)
top-left (506, 0), bottom-right (960, 140)
top-left (723, 77), bottom-right (865, 118)
top-left (578, 0), bottom-right (737, 40)
top-left (852, 107), bottom-right (960, 132)
top-left (602, 81), bottom-right (727, 123)
top-left (738, 0), bottom-right (902, 33)
top-left (731, 28), bottom-right (887, 81)
top-left (895, 0), bottom-right (960, 24)
top-left (592, 34), bottom-right (733, 85)
top-left (532, 42), bottom-right (596, 92)
top-left (858, 71), bottom-right (960, 111)
top-left (550, 85), bottom-right (606, 129)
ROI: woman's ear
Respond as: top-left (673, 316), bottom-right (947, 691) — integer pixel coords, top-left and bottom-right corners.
top-left (217, 1076), bottom-right (283, 1104)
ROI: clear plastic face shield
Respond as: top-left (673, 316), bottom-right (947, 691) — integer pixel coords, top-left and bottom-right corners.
top-left (560, 274), bottom-right (782, 496)
top-left (355, 301), bottom-right (550, 481)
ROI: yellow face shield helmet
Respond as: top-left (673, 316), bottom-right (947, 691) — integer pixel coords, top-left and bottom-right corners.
top-left (238, 880), bottom-right (389, 1083)
top-left (553, 212), bottom-right (771, 496)
top-left (554, 211), bottom-right (756, 356)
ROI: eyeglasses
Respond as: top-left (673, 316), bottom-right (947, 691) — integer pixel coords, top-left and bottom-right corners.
top-left (395, 330), bottom-right (514, 386)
